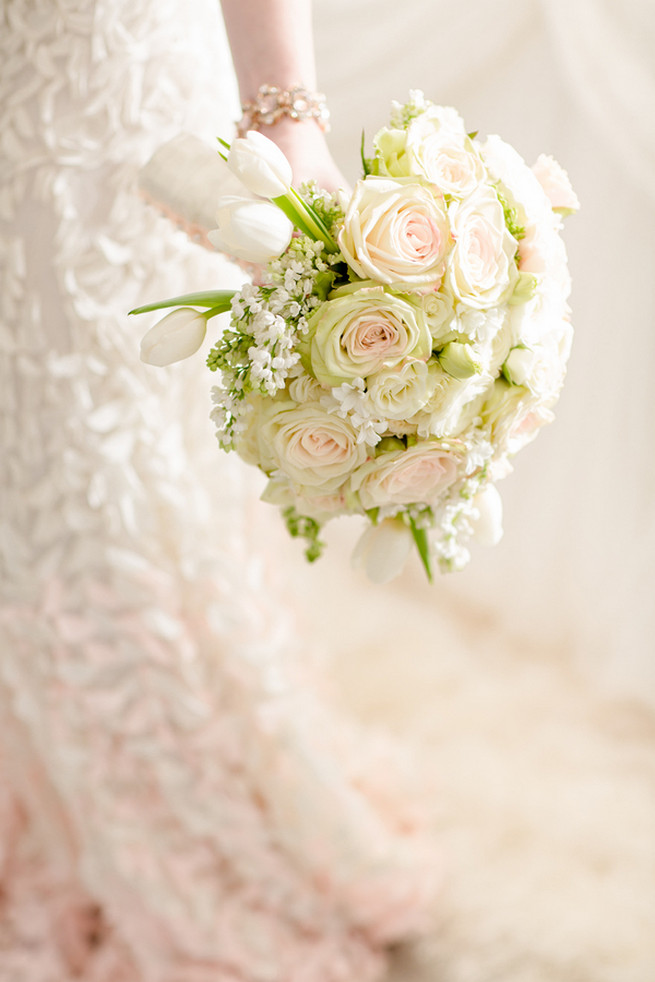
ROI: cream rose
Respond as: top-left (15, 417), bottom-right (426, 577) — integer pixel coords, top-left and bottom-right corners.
top-left (408, 105), bottom-right (467, 143)
top-left (352, 441), bottom-right (460, 509)
top-left (505, 404), bottom-right (554, 456)
top-left (338, 176), bottom-right (451, 289)
top-left (479, 378), bottom-right (535, 453)
top-left (406, 108), bottom-right (486, 198)
top-left (366, 359), bottom-right (430, 421)
top-left (419, 288), bottom-right (455, 343)
top-left (288, 372), bottom-right (324, 404)
top-left (415, 359), bottom-right (489, 439)
top-left (447, 186), bottom-right (519, 309)
top-left (503, 340), bottom-right (567, 401)
top-left (259, 401), bottom-right (367, 492)
top-left (416, 143), bottom-right (486, 199)
top-left (482, 137), bottom-right (570, 299)
top-left (261, 478), bottom-right (348, 523)
top-left (306, 286), bottom-right (432, 386)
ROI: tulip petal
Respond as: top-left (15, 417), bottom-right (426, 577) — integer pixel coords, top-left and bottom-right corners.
top-left (352, 519), bottom-right (413, 583)
top-left (140, 308), bottom-right (207, 367)
top-left (472, 484), bottom-right (504, 546)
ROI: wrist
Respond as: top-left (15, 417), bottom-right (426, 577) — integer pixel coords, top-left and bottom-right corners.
top-left (236, 84), bottom-right (329, 138)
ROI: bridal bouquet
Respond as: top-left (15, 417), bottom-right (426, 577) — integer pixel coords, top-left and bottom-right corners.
top-left (132, 92), bottom-right (578, 582)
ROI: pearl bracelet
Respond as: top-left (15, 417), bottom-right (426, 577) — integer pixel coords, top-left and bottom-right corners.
top-left (237, 84), bottom-right (330, 138)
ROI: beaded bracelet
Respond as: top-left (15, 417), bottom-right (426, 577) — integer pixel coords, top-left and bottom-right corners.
top-left (237, 84), bottom-right (330, 138)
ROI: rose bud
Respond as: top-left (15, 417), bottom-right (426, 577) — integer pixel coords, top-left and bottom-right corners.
top-left (502, 345), bottom-right (538, 386)
top-left (438, 340), bottom-right (481, 379)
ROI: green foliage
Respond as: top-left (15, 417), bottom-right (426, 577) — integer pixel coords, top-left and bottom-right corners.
top-left (389, 93), bottom-right (431, 130)
top-left (313, 270), bottom-right (337, 301)
top-left (129, 290), bottom-right (236, 316)
top-left (408, 516), bottom-right (433, 583)
top-left (283, 507), bottom-right (325, 562)
top-left (360, 130), bottom-right (373, 176)
top-left (298, 182), bottom-right (345, 239)
top-left (495, 187), bottom-right (526, 242)
top-left (206, 328), bottom-right (252, 389)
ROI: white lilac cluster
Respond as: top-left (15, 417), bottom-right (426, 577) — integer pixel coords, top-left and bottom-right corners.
top-left (208, 222), bottom-right (342, 449)
top-left (205, 96), bottom-right (578, 580)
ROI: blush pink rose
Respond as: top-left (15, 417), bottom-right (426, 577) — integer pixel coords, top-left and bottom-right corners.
top-left (338, 176), bottom-right (451, 289)
top-left (351, 441), bottom-right (460, 509)
top-left (259, 401), bottom-right (367, 492)
top-left (531, 154), bottom-right (580, 215)
top-left (447, 186), bottom-right (519, 309)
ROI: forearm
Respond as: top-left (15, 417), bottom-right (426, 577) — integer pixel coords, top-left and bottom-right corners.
top-left (220, 0), bottom-right (346, 190)
top-left (220, 0), bottom-right (317, 101)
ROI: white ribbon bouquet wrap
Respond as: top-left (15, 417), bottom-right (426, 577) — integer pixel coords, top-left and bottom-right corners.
top-left (133, 92), bottom-right (579, 583)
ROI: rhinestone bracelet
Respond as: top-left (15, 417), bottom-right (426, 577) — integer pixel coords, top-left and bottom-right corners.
top-left (237, 84), bottom-right (330, 138)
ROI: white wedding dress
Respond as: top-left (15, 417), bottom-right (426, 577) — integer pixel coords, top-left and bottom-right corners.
top-left (2, 0), bottom-right (655, 980)
top-left (0, 2), bottom-right (436, 980)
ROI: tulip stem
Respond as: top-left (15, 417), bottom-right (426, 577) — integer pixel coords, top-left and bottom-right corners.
top-left (408, 518), bottom-right (433, 583)
top-left (129, 290), bottom-right (237, 316)
top-left (218, 134), bottom-right (338, 251)
top-left (272, 190), bottom-right (338, 253)
top-left (203, 306), bottom-right (228, 320)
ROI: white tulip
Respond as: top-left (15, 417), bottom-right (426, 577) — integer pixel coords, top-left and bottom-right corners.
top-left (227, 130), bottom-right (293, 198)
top-left (471, 484), bottom-right (504, 547)
top-left (351, 519), bottom-right (414, 583)
top-left (140, 307), bottom-right (207, 367)
top-left (208, 196), bottom-right (293, 263)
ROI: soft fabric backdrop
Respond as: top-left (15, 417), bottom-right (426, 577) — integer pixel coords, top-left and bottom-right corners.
top-left (309, 0), bottom-right (655, 703)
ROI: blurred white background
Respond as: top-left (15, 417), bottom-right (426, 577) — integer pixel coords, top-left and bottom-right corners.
top-left (305, 0), bottom-right (655, 703)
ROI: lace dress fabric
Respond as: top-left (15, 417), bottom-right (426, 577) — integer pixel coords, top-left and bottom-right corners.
top-left (0, 2), bottom-right (436, 979)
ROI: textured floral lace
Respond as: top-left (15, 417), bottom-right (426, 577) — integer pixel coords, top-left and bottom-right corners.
top-left (0, 1), bottom-right (437, 979)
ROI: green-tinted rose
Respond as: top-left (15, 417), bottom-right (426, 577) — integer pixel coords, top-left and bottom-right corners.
top-left (257, 400), bottom-right (367, 493)
top-left (371, 127), bottom-right (411, 177)
top-left (306, 286), bottom-right (432, 387)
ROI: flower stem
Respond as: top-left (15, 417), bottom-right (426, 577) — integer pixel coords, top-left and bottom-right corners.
top-left (129, 290), bottom-right (236, 316)
top-left (409, 517), bottom-right (433, 583)
top-left (272, 190), bottom-right (338, 252)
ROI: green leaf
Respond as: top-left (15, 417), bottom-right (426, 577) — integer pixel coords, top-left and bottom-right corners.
top-left (360, 130), bottom-right (371, 176)
top-left (409, 517), bottom-right (433, 583)
top-left (272, 189), bottom-right (338, 252)
top-left (495, 186), bottom-right (525, 241)
top-left (216, 136), bottom-right (230, 162)
top-left (272, 193), bottom-right (320, 241)
top-left (313, 270), bottom-right (336, 301)
top-left (129, 290), bottom-right (237, 316)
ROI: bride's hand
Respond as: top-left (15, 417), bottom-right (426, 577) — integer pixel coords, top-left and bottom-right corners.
top-left (259, 117), bottom-right (350, 195)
